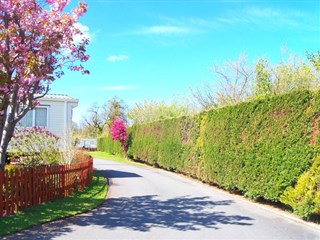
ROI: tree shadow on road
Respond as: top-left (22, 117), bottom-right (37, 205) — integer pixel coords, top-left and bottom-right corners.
top-left (5, 194), bottom-right (254, 239)
top-left (103, 169), bottom-right (142, 178)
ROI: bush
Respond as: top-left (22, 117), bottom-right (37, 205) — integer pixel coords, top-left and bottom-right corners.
top-left (97, 135), bottom-right (122, 156)
top-left (73, 150), bottom-right (93, 163)
top-left (10, 127), bottom-right (60, 166)
top-left (280, 156), bottom-right (320, 219)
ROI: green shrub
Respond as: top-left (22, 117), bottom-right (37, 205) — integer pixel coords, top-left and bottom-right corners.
top-left (10, 127), bottom-right (60, 166)
top-left (280, 156), bottom-right (320, 219)
top-left (97, 135), bottom-right (122, 156)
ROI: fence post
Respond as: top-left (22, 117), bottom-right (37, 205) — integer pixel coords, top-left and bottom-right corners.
top-left (18, 168), bottom-right (23, 212)
top-left (23, 169), bottom-right (29, 208)
top-left (61, 165), bottom-right (65, 197)
top-left (4, 170), bottom-right (9, 215)
top-left (13, 169), bottom-right (18, 214)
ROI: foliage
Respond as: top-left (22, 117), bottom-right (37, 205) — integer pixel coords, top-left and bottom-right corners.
top-left (81, 102), bottom-right (108, 137)
top-left (80, 96), bottom-right (127, 137)
top-left (104, 96), bottom-right (128, 125)
top-left (191, 54), bottom-right (254, 109)
top-left (269, 57), bottom-right (319, 95)
top-left (253, 58), bottom-right (273, 97)
top-left (307, 51), bottom-right (320, 73)
top-left (110, 118), bottom-right (128, 155)
top-left (191, 53), bottom-right (320, 110)
top-left (97, 134), bottom-right (122, 156)
top-left (126, 91), bottom-right (320, 218)
top-left (0, 171), bottom-right (107, 237)
top-left (10, 127), bottom-right (60, 166)
top-left (280, 157), bottom-right (320, 219)
top-left (0, 0), bottom-right (89, 170)
top-left (73, 150), bottom-right (93, 163)
top-left (128, 100), bottom-right (192, 124)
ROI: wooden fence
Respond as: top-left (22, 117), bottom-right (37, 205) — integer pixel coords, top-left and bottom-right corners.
top-left (0, 158), bottom-right (93, 217)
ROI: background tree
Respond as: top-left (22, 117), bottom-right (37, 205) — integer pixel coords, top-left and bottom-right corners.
top-left (102, 96), bottom-right (128, 126)
top-left (307, 51), bottom-right (320, 73)
top-left (0, 0), bottom-right (89, 170)
top-left (82, 102), bottom-right (106, 137)
top-left (191, 53), bottom-right (320, 111)
top-left (253, 58), bottom-right (273, 98)
top-left (191, 54), bottom-right (254, 109)
top-left (128, 100), bottom-right (192, 125)
top-left (80, 96), bottom-right (127, 137)
top-left (253, 54), bottom-right (319, 98)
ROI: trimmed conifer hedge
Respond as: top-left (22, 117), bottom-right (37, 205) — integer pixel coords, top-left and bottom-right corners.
top-left (97, 135), bottom-right (122, 156)
top-left (99, 91), bottom-right (320, 219)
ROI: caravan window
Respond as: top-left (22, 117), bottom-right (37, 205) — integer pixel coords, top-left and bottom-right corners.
top-left (19, 106), bottom-right (49, 128)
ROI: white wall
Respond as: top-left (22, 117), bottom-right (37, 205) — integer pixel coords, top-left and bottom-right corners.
top-left (39, 99), bottom-right (77, 138)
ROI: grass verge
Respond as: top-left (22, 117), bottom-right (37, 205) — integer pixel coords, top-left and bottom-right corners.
top-left (89, 151), bottom-right (145, 167)
top-left (0, 171), bottom-right (108, 237)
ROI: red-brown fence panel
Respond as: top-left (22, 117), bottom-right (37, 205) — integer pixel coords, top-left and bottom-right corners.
top-left (0, 158), bottom-right (93, 217)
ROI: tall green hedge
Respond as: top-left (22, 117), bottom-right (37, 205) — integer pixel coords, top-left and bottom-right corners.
top-left (126, 91), bottom-right (320, 218)
top-left (97, 135), bottom-right (122, 156)
top-left (97, 91), bottom-right (320, 218)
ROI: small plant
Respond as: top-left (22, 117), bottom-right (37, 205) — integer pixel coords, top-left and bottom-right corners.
top-left (10, 127), bottom-right (60, 166)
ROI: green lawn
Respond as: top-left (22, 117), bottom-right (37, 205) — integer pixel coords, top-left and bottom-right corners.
top-left (0, 171), bottom-right (108, 237)
top-left (89, 151), bottom-right (145, 167)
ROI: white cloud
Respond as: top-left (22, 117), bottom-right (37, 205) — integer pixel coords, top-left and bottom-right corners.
top-left (217, 7), bottom-right (319, 31)
top-left (100, 85), bottom-right (131, 91)
top-left (246, 7), bottom-right (280, 18)
top-left (73, 22), bottom-right (93, 43)
top-left (136, 25), bottom-right (191, 35)
top-left (107, 55), bottom-right (129, 62)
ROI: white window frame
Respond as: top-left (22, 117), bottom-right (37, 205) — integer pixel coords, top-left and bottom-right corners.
top-left (34, 106), bottom-right (50, 128)
top-left (20, 105), bottom-right (50, 128)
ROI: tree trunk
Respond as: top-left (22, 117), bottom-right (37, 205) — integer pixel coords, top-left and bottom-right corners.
top-left (0, 150), bottom-right (6, 172)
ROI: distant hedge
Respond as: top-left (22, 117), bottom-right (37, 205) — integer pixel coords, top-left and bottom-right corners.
top-left (99, 91), bottom-right (320, 219)
top-left (97, 135), bottom-right (122, 156)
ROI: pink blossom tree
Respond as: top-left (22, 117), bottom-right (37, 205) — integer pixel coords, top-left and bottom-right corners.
top-left (0, 0), bottom-right (89, 171)
top-left (109, 118), bottom-right (128, 155)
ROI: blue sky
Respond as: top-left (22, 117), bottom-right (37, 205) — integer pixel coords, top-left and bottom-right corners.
top-left (50, 0), bottom-right (320, 124)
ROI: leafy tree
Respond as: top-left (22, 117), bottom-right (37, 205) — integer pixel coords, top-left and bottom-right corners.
top-left (253, 58), bottom-right (273, 98)
top-left (253, 55), bottom-right (319, 98)
top-left (0, 0), bottom-right (89, 171)
top-left (307, 51), bottom-right (320, 73)
top-left (192, 53), bottom-right (320, 110)
top-left (102, 96), bottom-right (128, 125)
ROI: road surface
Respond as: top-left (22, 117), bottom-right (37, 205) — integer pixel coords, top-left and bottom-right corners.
top-left (4, 158), bottom-right (320, 239)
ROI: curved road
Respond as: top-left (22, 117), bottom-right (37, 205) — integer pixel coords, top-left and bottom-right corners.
top-left (4, 158), bottom-right (320, 239)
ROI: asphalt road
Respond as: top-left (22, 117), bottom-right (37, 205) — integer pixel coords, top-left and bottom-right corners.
top-left (4, 158), bottom-right (320, 240)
